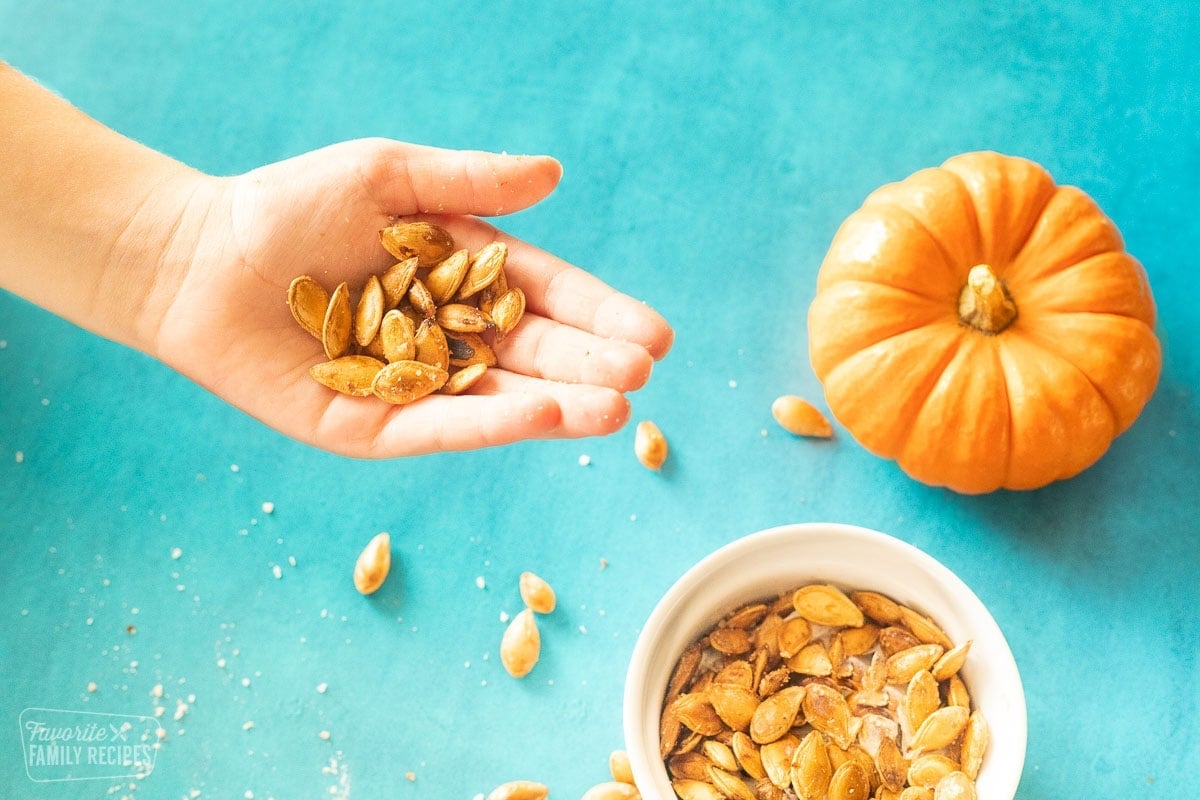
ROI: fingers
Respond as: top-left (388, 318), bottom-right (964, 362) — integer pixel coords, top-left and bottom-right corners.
top-left (309, 388), bottom-right (562, 458)
top-left (356, 139), bottom-right (563, 218)
top-left (305, 368), bottom-right (631, 458)
top-left (474, 369), bottom-right (632, 439)
top-left (493, 312), bottom-right (654, 391)
top-left (440, 216), bottom-right (676, 360)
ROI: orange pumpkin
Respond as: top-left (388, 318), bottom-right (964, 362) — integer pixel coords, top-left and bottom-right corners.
top-left (808, 151), bottom-right (1160, 493)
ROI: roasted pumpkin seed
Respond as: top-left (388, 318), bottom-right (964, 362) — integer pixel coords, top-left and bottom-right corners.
top-left (458, 241), bottom-right (508, 300)
top-left (287, 275), bottom-right (329, 339)
top-left (424, 248), bottom-right (470, 305)
top-left (379, 221), bottom-right (454, 266)
top-left (352, 532), bottom-right (390, 595)
top-left (309, 355), bottom-right (385, 397)
top-left (322, 281), bottom-right (352, 359)
top-left (354, 274), bottom-right (385, 347)
top-left (499, 608), bottom-right (540, 678)
top-left (370, 359), bottom-right (447, 404)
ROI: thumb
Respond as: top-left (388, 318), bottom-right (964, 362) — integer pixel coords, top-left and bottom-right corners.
top-left (351, 139), bottom-right (563, 217)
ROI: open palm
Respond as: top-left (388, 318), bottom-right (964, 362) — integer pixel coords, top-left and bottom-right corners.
top-left (153, 139), bottom-right (673, 457)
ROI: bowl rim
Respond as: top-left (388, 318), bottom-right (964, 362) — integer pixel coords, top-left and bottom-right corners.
top-left (622, 521), bottom-right (1027, 799)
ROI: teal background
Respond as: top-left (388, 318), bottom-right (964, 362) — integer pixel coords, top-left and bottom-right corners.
top-left (1, 2), bottom-right (1197, 798)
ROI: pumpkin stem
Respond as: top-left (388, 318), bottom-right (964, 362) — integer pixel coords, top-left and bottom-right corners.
top-left (958, 264), bottom-right (1017, 334)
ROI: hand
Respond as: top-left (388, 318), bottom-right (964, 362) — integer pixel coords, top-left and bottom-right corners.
top-left (149, 139), bottom-right (674, 457)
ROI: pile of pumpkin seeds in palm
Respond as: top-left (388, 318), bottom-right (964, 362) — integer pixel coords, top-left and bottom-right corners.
top-left (286, 221), bottom-right (526, 403)
top-left (661, 584), bottom-right (988, 800)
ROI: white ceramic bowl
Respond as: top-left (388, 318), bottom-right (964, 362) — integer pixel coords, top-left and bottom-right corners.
top-left (623, 522), bottom-right (1025, 799)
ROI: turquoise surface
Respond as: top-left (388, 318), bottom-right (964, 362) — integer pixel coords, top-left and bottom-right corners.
top-left (2, 2), bottom-right (1198, 798)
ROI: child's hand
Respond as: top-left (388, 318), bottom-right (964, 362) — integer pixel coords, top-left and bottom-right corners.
top-left (152, 139), bottom-right (673, 456)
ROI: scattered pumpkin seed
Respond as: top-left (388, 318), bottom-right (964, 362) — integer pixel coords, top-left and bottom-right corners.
top-left (352, 532), bottom-right (390, 595)
top-left (499, 608), bottom-right (540, 678)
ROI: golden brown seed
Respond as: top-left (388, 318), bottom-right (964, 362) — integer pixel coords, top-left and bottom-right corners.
top-left (946, 675), bottom-right (971, 709)
top-left (754, 777), bottom-right (786, 800)
top-left (959, 711), bottom-right (988, 780)
top-left (898, 789), bottom-right (934, 800)
top-left (731, 732), bottom-right (766, 781)
top-left (760, 735), bottom-right (799, 788)
top-left (519, 571), bottom-right (556, 614)
top-left (609, 749), bottom-right (635, 785)
top-left (499, 608), bottom-right (540, 678)
top-left (708, 682), bottom-right (759, 732)
top-left (787, 642), bottom-right (832, 676)
top-left (931, 640), bottom-right (972, 682)
top-left (709, 766), bottom-right (757, 800)
top-left (851, 591), bottom-right (903, 624)
top-left (486, 780), bottom-right (549, 800)
top-left (379, 221), bottom-right (455, 266)
top-left (879, 626), bottom-right (923, 656)
top-left (370, 360), bottom-right (448, 405)
top-left (792, 585), bottom-right (865, 628)
top-left (635, 420), bottom-right (668, 470)
top-left (802, 683), bottom-right (855, 750)
top-left (361, 332), bottom-right (388, 360)
top-left (668, 752), bottom-right (713, 781)
top-left (491, 286), bottom-right (526, 342)
top-left (776, 617), bottom-right (813, 658)
top-left (907, 754), bottom-right (959, 789)
top-left (580, 782), bottom-right (640, 800)
top-left (828, 761), bottom-right (869, 800)
top-left (909, 706), bottom-right (969, 755)
top-left (380, 309), bottom-right (416, 362)
top-left (790, 731), bottom-right (832, 800)
top-left (322, 281), bottom-right (352, 359)
top-left (671, 780), bottom-right (724, 800)
top-left (873, 735), bottom-right (908, 792)
top-left (723, 603), bottom-right (770, 630)
top-left (354, 274), bottom-right (385, 347)
top-left (380, 257), bottom-right (419, 309)
top-left (424, 248), bottom-right (470, 304)
top-left (839, 624), bottom-right (880, 657)
top-left (309, 355), bottom-right (385, 397)
top-left (710, 627), bottom-right (754, 656)
top-left (407, 278), bottom-right (437, 318)
top-left (414, 319), bottom-right (450, 371)
top-left (757, 667), bottom-right (790, 698)
top-left (667, 645), bottom-right (702, 704)
top-left (287, 275), bottom-right (329, 339)
top-left (932, 772), bottom-right (976, 800)
top-left (702, 741), bottom-right (740, 773)
top-left (441, 364), bottom-right (488, 395)
top-left (478, 266), bottom-right (509, 316)
top-left (899, 606), bottom-right (954, 650)
top-left (352, 532), bottom-right (390, 595)
top-left (714, 660), bottom-right (754, 689)
top-left (660, 708), bottom-right (683, 760)
top-left (885, 644), bottom-right (945, 685)
top-left (902, 670), bottom-right (941, 736)
top-left (672, 693), bottom-right (725, 736)
top-left (436, 303), bottom-right (493, 333)
top-left (749, 686), bottom-right (805, 744)
top-left (458, 241), bottom-right (508, 300)
top-left (771, 395), bottom-right (833, 438)
top-left (447, 331), bottom-right (497, 367)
